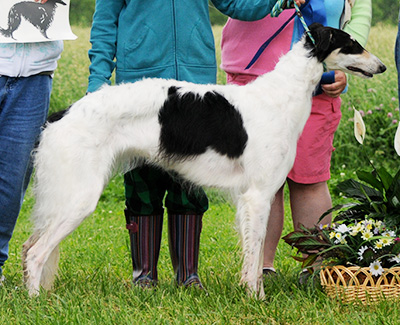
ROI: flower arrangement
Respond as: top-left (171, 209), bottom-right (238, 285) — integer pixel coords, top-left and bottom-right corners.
top-left (283, 108), bottom-right (400, 277)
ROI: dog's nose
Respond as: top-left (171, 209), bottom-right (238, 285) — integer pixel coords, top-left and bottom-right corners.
top-left (379, 64), bottom-right (387, 74)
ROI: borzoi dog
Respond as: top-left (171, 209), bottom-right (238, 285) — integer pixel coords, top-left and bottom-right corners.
top-left (0, 0), bottom-right (66, 39)
top-left (22, 24), bottom-right (386, 298)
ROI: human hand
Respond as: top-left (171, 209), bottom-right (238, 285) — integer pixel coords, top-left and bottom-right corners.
top-left (285, 0), bottom-right (306, 9)
top-left (35, 0), bottom-right (48, 3)
top-left (321, 71), bottom-right (347, 98)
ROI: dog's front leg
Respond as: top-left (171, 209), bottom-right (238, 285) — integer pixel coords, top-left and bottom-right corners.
top-left (235, 186), bottom-right (271, 299)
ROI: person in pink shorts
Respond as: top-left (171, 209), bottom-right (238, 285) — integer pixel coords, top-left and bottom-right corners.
top-left (221, 0), bottom-right (372, 279)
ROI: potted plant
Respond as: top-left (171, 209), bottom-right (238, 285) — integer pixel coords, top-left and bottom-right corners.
top-left (283, 108), bottom-right (400, 304)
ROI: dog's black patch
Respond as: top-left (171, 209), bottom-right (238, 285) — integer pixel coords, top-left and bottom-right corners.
top-left (158, 87), bottom-right (248, 160)
top-left (47, 107), bottom-right (69, 124)
top-left (306, 23), bottom-right (364, 62)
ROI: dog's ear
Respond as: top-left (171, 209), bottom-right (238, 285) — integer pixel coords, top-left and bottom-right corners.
top-left (308, 23), bottom-right (333, 62)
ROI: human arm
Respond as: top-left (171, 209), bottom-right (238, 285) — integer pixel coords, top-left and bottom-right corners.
top-left (322, 0), bottom-right (371, 97)
top-left (211, 0), bottom-right (305, 21)
top-left (87, 0), bottom-right (125, 93)
top-left (343, 0), bottom-right (372, 47)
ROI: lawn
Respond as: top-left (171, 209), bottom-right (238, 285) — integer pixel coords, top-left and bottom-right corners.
top-left (1, 24), bottom-right (400, 324)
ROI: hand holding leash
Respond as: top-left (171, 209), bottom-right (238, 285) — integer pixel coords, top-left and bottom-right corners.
top-left (321, 71), bottom-right (347, 98)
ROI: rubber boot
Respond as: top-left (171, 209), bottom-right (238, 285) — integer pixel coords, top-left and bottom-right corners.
top-left (125, 210), bottom-right (163, 287)
top-left (168, 213), bottom-right (203, 288)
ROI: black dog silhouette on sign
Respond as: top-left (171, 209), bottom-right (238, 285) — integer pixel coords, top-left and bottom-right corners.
top-left (0, 0), bottom-right (66, 40)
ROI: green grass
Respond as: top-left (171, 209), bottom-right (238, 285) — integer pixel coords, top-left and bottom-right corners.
top-left (1, 24), bottom-right (400, 324)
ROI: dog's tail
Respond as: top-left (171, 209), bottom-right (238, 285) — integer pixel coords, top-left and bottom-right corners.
top-left (0, 7), bottom-right (21, 39)
top-left (0, 27), bottom-right (12, 38)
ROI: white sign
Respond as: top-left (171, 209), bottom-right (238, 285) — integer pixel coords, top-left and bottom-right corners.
top-left (0, 0), bottom-right (77, 43)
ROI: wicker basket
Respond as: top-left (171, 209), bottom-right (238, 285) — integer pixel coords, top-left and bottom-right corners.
top-left (320, 265), bottom-right (400, 304)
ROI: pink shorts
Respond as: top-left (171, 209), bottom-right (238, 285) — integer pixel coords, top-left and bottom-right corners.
top-left (227, 72), bottom-right (342, 184)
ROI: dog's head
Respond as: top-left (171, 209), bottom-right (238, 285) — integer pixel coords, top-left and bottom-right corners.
top-left (306, 23), bottom-right (386, 78)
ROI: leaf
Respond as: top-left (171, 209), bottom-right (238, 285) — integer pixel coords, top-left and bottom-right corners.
top-left (294, 238), bottom-right (331, 251)
top-left (283, 228), bottom-right (331, 255)
top-left (292, 255), bottom-right (307, 263)
top-left (376, 167), bottom-right (394, 192)
top-left (356, 169), bottom-right (384, 192)
top-left (301, 254), bottom-right (318, 269)
top-left (318, 204), bottom-right (351, 222)
top-left (337, 179), bottom-right (383, 202)
top-left (333, 206), bottom-right (368, 223)
top-left (391, 241), bottom-right (400, 255)
top-left (282, 231), bottom-right (309, 245)
top-left (384, 213), bottom-right (400, 229)
top-left (386, 168), bottom-right (400, 208)
top-left (362, 247), bottom-right (376, 264)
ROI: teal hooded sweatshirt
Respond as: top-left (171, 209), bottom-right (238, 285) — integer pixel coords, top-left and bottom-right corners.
top-left (88, 0), bottom-right (278, 92)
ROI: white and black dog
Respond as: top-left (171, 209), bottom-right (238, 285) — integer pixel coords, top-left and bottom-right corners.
top-left (0, 0), bottom-right (66, 39)
top-left (22, 24), bottom-right (386, 298)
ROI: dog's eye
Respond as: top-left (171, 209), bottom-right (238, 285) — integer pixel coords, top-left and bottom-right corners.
top-left (339, 41), bottom-right (364, 55)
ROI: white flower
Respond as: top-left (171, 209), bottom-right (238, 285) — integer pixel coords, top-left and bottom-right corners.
top-left (382, 231), bottom-right (396, 238)
top-left (369, 260), bottom-right (384, 277)
top-left (394, 120), bottom-right (400, 156)
top-left (335, 224), bottom-right (350, 233)
top-left (358, 246), bottom-right (368, 261)
top-left (350, 224), bottom-right (363, 236)
top-left (361, 230), bottom-right (373, 241)
top-left (353, 107), bottom-right (366, 145)
top-left (380, 237), bottom-right (394, 247)
top-left (374, 241), bottom-right (383, 250)
top-left (389, 253), bottom-right (400, 264)
top-left (334, 232), bottom-right (344, 244)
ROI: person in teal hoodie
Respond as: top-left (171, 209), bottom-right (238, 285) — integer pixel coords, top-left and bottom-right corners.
top-left (88, 0), bottom-right (305, 289)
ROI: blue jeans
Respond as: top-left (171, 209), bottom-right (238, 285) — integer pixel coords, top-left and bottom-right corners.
top-left (396, 9), bottom-right (400, 102)
top-left (0, 75), bottom-right (52, 272)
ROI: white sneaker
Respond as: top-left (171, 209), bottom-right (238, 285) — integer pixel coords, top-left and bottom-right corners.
top-left (0, 274), bottom-right (4, 286)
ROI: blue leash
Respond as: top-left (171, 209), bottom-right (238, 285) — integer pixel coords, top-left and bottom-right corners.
top-left (292, 1), bottom-right (315, 44)
top-left (245, 0), bottom-right (316, 70)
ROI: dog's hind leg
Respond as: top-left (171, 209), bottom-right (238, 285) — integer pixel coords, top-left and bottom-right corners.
top-left (235, 185), bottom-right (274, 299)
top-left (39, 28), bottom-right (49, 39)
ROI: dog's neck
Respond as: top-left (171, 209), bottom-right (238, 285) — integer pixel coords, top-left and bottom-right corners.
top-left (267, 39), bottom-right (323, 92)
top-left (248, 38), bottom-right (324, 138)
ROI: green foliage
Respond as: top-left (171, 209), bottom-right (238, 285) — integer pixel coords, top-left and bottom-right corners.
top-left (208, 1), bottom-right (228, 26)
top-left (372, 0), bottom-right (398, 26)
top-left (332, 164), bottom-right (400, 229)
top-left (69, 0), bottom-right (95, 26)
top-left (331, 24), bottom-right (398, 185)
